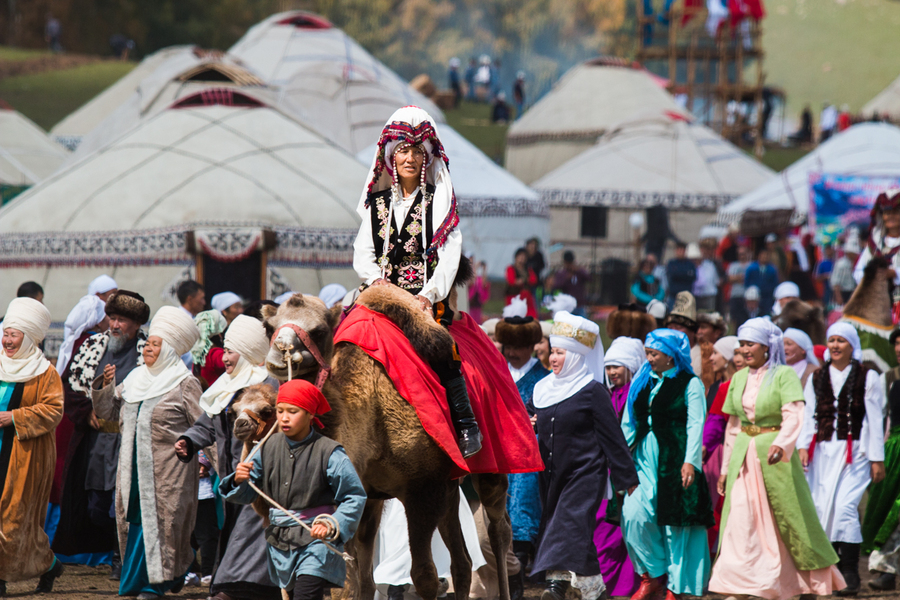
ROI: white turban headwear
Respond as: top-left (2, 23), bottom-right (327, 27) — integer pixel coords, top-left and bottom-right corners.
top-left (604, 337), bottom-right (645, 377)
top-left (826, 322), bottom-right (863, 361)
top-left (199, 315), bottom-right (271, 417)
top-left (121, 306), bottom-right (199, 404)
top-left (784, 328), bottom-right (820, 367)
top-left (533, 311), bottom-right (604, 409)
top-left (772, 281), bottom-right (801, 315)
top-left (713, 335), bottom-right (739, 363)
top-left (0, 297), bottom-right (52, 382)
top-left (88, 275), bottom-right (117, 296)
top-left (56, 294), bottom-right (107, 373)
top-left (211, 291), bottom-right (242, 313)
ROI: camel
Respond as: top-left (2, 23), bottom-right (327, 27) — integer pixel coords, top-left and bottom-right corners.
top-left (231, 383), bottom-right (279, 524)
top-left (841, 256), bottom-right (898, 372)
top-left (773, 299), bottom-right (827, 345)
top-left (260, 287), bottom-right (513, 600)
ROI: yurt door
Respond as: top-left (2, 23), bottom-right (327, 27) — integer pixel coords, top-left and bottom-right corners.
top-left (191, 228), bottom-right (270, 301)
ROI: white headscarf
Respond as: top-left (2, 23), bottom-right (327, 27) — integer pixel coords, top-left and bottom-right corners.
top-left (211, 291), bottom-right (242, 313)
top-left (783, 328), bottom-right (820, 367)
top-left (737, 318), bottom-right (786, 389)
top-left (56, 294), bottom-right (107, 373)
top-left (88, 275), bottom-right (117, 296)
top-left (318, 284), bottom-right (348, 309)
top-left (826, 322), bottom-right (863, 361)
top-left (604, 337), bottom-right (645, 385)
top-left (533, 311), bottom-right (605, 409)
top-left (0, 298), bottom-right (52, 383)
top-left (199, 316), bottom-right (270, 416)
top-left (713, 335), bottom-right (739, 362)
top-left (772, 282), bottom-right (801, 315)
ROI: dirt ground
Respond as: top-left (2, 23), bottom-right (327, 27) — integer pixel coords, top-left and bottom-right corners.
top-left (6, 562), bottom-right (900, 600)
top-left (0, 53), bottom-right (112, 79)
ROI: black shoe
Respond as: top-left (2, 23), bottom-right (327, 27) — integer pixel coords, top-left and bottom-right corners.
top-left (35, 559), bottom-right (64, 593)
top-left (388, 584), bottom-right (407, 600)
top-left (109, 551), bottom-right (122, 581)
top-left (541, 579), bottom-right (569, 600)
top-left (836, 542), bottom-right (861, 596)
top-left (513, 540), bottom-right (533, 575)
top-left (509, 568), bottom-right (525, 600)
top-left (170, 575), bottom-right (185, 594)
top-left (0, 579), bottom-right (6, 597)
top-left (444, 376), bottom-right (482, 458)
top-left (869, 572), bottom-right (896, 591)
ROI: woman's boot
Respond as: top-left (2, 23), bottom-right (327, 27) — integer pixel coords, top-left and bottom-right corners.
top-left (35, 558), bottom-right (64, 593)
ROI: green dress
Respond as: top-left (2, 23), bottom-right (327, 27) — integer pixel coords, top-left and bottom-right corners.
top-left (720, 365), bottom-right (839, 571)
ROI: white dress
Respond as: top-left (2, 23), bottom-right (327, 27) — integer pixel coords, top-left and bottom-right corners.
top-left (799, 366), bottom-right (885, 543)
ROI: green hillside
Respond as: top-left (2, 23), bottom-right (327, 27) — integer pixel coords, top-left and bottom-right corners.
top-left (763, 0), bottom-right (900, 117)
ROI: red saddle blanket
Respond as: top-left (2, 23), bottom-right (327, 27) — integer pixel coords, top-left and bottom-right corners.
top-left (334, 305), bottom-right (543, 477)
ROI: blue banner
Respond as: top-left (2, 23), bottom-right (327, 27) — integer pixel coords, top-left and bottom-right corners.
top-left (809, 173), bottom-right (900, 245)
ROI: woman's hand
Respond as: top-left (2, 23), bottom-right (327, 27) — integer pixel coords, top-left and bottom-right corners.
top-left (872, 461), bottom-right (886, 485)
top-left (798, 448), bottom-right (809, 468)
top-left (767, 445), bottom-right (785, 465)
top-left (88, 411), bottom-right (100, 430)
top-left (371, 279), bottom-right (390, 287)
top-left (627, 485), bottom-right (638, 496)
top-left (681, 463), bottom-right (695, 488)
top-left (717, 473), bottom-right (727, 496)
top-left (174, 439), bottom-right (189, 458)
top-left (102, 364), bottom-right (116, 387)
top-left (0, 411), bottom-right (11, 428)
top-left (234, 461), bottom-right (253, 484)
top-left (415, 295), bottom-right (433, 313)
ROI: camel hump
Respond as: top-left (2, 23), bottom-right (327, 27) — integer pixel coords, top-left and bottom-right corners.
top-left (844, 256), bottom-right (894, 328)
top-left (356, 285), bottom-right (456, 366)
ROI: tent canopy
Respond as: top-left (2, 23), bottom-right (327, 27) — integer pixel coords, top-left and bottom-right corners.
top-left (863, 73), bottom-right (900, 120)
top-left (533, 114), bottom-right (774, 211)
top-left (0, 109), bottom-right (68, 186)
top-left (229, 10), bottom-right (444, 155)
top-left (505, 62), bottom-right (688, 184)
top-left (717, 123), bottom-right (900, 234)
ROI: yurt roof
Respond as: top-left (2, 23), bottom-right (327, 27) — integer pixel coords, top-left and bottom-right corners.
top-left (0, 109), bottom-right (68, 186)
top-left (66, 56), bottom-right (269, 163)
top-left (507, 62), bottom-right (687, 143)
top-left (0, 88), bottom-right (366, 271)
top-left (228, 10), bottom-right (444, 155)
top-left (717, 122), bottom-right (900, 234)
top-left (532, 114), bottom-right (774, 211)
top-left (49, 45), bottom-right (197, 148)
top-left (863, 73), bottom-right (900, 119)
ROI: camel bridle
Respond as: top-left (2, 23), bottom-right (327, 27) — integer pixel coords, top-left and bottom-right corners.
top-left (271, 322), bottom-right (331, 389)
top-left (240, 407), bottom-right (276, 442)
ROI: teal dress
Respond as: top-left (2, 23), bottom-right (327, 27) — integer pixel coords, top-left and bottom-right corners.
top-left (621, 368), bottom-right (712, 595)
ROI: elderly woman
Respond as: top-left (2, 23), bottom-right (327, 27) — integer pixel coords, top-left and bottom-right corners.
top-left (783, 327), bottom-right (820, 388)
top-left (798, 322), bottom-right (885, 596)
top-left (532, 312), bottom-right (638, 600)
top-left (93, 306), bottom-right (203, 600)
top-left (621, 328), bottom-right (713, 600)
top-left (595, 336), bottom-right (645, 598)
top-left (0, 298), bottom-right (65, 595)
top-left (709, 318), bottom-right (842, 599)
top-left (175, 314), bottom-right (281, 600)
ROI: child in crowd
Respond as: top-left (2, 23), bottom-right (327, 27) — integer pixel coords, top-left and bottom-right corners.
top-left (220, 380), bottom-right (367, 600)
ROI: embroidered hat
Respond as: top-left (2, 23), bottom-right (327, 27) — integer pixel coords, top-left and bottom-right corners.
top-left (665, 291), bottom-right (698, 331)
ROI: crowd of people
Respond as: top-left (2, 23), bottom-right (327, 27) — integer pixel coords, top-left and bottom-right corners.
top-left (4, 104), bottom-right (900, 600)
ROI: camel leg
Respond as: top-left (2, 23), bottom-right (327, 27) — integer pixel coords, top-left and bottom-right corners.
top-left (472, 473), bottom-right (513, 600)
top-left (437, 483), bottom-right (472, 600)
top-left (344, 499), bottom-right (384, 600)
top-left (403, 481), bottom-right (450, 600)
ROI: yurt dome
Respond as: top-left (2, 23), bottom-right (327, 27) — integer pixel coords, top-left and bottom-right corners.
top-left (0, 88), bottom-right (367, 321)
top-left (0, 109), bottom-right (68, 200)
top-left (505, 61), bottom-right (689, 185)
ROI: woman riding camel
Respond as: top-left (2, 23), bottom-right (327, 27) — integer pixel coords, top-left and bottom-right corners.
top-left (353, 106), bottom-right (481, 457)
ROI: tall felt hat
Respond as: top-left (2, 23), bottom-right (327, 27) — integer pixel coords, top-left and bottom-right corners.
top-left (105, 290), bottom-right (151, 325)
top-left (665, 291), bottom-right (698, 332)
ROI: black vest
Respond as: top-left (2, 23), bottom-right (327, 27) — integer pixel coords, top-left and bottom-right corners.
top-left (368, 184), bottom-right (438, 296)
top-left (261, 430), bottom-right (341, 550)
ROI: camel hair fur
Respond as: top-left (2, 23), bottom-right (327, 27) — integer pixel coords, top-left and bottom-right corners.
top-left (259, 285), bottom-right (512, 600)
top-left (844, 256), bottom-right (894, 328)
top-left (773, 299), bottom-right (827, 345)
top-left (231, 383), bottom-right (279, 525)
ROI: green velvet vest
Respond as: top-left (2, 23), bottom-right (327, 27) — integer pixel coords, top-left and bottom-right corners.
top-left (632, 371), bottom-right (714, 528)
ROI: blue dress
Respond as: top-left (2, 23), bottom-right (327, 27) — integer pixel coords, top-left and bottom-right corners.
top-left (507, 359), bottom-right (549, 544)
top-left (621, 368), bottom-right (710, 595)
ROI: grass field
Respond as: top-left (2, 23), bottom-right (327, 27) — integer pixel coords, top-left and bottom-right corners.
top-left (444, 100), bottom-right (510, 164)
top-left (763, 0), bottom-right (900, 117)
top-left (0, 60), bottom-right (135, 130)
top-left (0, 46), bottom-right (49, 61)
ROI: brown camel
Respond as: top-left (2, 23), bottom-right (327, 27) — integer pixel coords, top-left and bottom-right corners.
top-left (231, 383), bottom-right (279, 524)
top-left (841, 256), bottom-right (897, 372)
top-left (260, 287), bottom-right (512, 600)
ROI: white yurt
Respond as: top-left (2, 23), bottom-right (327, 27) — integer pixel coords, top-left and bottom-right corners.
top-left (49, 46), bottom-right (202, 150)
top-left (0, 109), bottom-right (68, 199)
top-left (533, 113), bottom-right (775, 263)
top-left (717, 122), bottom-right (900, 235)
top-left (505, 60), bottom-right (688, 185)
top-left (0, 88), bottom-right (367, 322)
top-left (231, 11), bottom-right (548, 275)
top-left (863, 74), bottom-right (900, 120)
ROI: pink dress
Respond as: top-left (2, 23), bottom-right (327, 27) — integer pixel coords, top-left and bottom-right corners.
top-left (709, 367), bottom-right (845, 599)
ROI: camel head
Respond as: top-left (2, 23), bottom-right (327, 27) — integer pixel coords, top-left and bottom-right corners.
top-left (844, 256), bottom-right (894, 328)
top-left (773, 299), bottom-right (827, 345)
top-left (231, 383), bottom-right (278, 443)
top-left (261, 293), bottom-right (338, 382)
